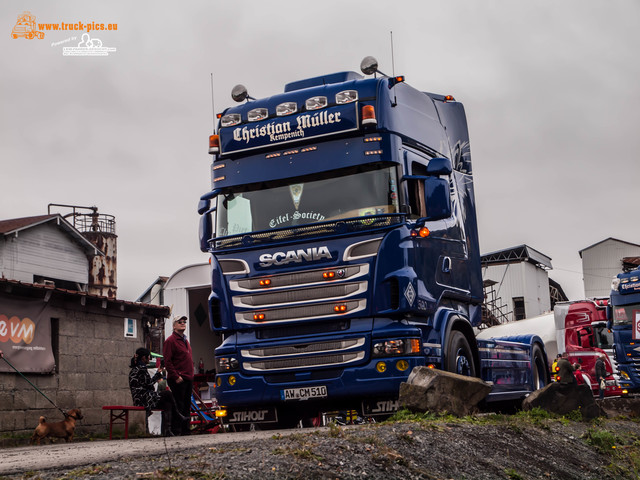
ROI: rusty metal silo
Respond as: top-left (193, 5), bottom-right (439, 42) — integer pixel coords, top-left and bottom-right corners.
top-left (49, 204), bottom-right (118, 299)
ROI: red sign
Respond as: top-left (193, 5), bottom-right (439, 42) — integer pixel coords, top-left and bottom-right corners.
top-left (634, 310), bottom-right (640, 341)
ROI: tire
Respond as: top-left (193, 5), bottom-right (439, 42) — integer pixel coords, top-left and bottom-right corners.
top-left (446, 330), bottom-right (476, 377)
top-left (531, 344), bottom-right (548, 390)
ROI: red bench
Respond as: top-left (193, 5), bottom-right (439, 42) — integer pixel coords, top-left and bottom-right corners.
top-left (102, 405), bottom-right (159, 439)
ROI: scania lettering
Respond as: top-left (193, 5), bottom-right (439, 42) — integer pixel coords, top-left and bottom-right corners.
top-left (199, 57), bottom-right (549, 428)
top-left (259, 246), bottom-right (332, 267)
top-left (608, 267), bottom-right (640, 392)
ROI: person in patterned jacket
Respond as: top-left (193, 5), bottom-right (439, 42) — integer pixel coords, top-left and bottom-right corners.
top-left (129, 347), bottom-right (187, 436)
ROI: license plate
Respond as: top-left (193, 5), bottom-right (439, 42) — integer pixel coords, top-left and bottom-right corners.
top-left (282, 385), bottom-right (328, 401)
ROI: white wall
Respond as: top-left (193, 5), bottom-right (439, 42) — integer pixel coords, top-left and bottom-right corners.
top-left (0, 223), bottom-right (88, 285)
top-left (483, 261), bottom-right (551, 322)
top-left (582, 239), bottom-right (640, 298)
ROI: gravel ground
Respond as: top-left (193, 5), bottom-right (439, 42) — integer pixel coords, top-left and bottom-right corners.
top-left (2, 416), bottom-right (640, 480)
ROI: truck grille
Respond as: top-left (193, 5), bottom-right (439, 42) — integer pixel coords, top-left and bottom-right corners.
top-left (227, 263), bottom-right (371, 372)
top-left (230, 264), bottom-right (369, 326)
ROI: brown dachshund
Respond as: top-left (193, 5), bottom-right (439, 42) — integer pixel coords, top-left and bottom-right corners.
top-left (30, 409), bottom-right (83, 445)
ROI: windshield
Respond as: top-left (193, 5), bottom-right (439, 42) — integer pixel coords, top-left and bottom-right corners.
top-left (593, 324), bottom-right (614, 349)
top-left (216, 166), bottom-right (399, 237)
top-left (612, 303), bottom-right (640, 326)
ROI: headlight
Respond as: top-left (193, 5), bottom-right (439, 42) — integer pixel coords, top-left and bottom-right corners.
top-left (336, 90), bottom-right (358, 104)
top-left (276, 102), bottom-right (297, 116)
top-left (216, 356), bottom-right (239, 372)
top-left (220, 113), bottom-right (241, 127)
top-left (372, 338), bottom-right (421, 357)
top-left (248, 108), bottom-right (268, 122)
top-left (305, 96), bottom-right (327, 110)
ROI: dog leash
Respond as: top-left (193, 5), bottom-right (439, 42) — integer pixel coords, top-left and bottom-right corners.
top-left (1, 355), bottom-right (68, 418)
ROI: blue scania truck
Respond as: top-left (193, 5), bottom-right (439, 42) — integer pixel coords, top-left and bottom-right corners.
top-left (609, 268), bottom-right (640, 392)
top-left (198, 57), bottom-right (548, 427)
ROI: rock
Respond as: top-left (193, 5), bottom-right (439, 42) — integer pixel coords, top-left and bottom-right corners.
top-left (598, 396), bottom-right (640, 418)
top-left (522, 382), bottom-right (602, 419)
top-left (398, 367), bottom-right (492, 416)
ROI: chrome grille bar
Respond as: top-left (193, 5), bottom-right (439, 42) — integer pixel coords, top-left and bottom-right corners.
top-left (242, 337), bottom-right (365, 358)
top-left (236, 299), bottom-right (366, 325)
top-left (244, 351), bottom-right (365, 371)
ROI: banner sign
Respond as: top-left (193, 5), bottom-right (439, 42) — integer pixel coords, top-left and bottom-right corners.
top-left (220, 103), bottom-right (358, 154)
top-left (0, 298), bottom-right (55, 373)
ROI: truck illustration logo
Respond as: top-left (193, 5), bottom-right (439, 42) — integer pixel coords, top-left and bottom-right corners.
top-left (11, 12), bottom-right (44, 39)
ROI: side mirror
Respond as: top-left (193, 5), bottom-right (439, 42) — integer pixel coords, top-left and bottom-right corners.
top-left (198, 198), bottom-right (210, 215)
top-left (423, 177), bottom-right (451, 221)
top-left (199, 207), bottom-right (216, 252)
top-left (426, 157), bottom-right (452, 176)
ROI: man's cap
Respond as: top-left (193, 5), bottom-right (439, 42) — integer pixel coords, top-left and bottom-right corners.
top-left (173, 315), bottom-right (188, 324)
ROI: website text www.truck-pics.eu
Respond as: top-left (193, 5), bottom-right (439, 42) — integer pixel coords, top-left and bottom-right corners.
top-left (38, 21), bottom-right (117, 33)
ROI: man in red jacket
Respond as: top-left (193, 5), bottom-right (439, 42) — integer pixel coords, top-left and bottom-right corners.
top-left (163, 316), bottom-right (193, 435)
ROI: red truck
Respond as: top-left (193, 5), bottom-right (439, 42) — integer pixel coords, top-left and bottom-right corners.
top-left (478, 299), bottom-right (624, 398)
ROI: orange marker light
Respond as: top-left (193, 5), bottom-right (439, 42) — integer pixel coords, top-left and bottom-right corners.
top-left (334, 304), bottom-right (347, 313)
top-left (209, 135), bottom-right (220, 154)
top-left (419, 227), bottom-right (430, 238)
top-left (253, 313), bottom-right (265, 321)
top-left (259, 279), bottom-right (271, 287)
top-left (323, 271), bottom-right (335, 279)
top-left (361, 105), bottom-right (376, 125)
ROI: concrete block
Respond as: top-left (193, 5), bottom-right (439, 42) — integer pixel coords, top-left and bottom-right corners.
top-left (0, 392), bottom-right (14, 410)
top-left (13, 390), bottom-right (37, 409)
top-left (522, 382), bottom-right (601, 419)
top-left (58, 354), bottom-right (78, 371)
top-left (0, 412), bottom-right (16, 432)
top-left (34, 375), bottom-right (58, 389)
top-left (399, 367), bottom-right (492, 417)
top-left (35, 391), bottom-right (57, 409)
top-left (59, 373), bottom-right (89, 391)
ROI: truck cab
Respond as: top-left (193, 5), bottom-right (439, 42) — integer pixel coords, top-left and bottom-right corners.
top-left (609, 269), bottom-right (640, 392)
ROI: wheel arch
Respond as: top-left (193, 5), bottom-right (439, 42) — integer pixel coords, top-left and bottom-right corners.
top-left (440, 310), bottom-right (481, 378)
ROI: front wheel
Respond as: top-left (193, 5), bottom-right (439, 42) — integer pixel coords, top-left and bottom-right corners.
top-left (531, 343), bottom-right (548, 390)
top-left (446, 330), bottom-right (476, 377)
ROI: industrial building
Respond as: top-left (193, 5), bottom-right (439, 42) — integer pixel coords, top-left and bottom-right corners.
top-left (579, 238), bottom-right (640, 298)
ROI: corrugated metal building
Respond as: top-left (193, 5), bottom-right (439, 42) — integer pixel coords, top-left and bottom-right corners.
top-left (580, 238), bottom-right (640, 298)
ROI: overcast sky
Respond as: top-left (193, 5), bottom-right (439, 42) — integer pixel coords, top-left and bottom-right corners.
top-left (1, 1), bottom-right (638, 302)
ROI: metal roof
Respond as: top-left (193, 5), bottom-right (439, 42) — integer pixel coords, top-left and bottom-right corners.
top-left (0, 277), bottom-right (170, 318)
top-left (578, 237), bottom-right (640, 257)
top-left (481, 244), bottom-right (552, 270)
top-left (0, 214), bottom-right (103, 256)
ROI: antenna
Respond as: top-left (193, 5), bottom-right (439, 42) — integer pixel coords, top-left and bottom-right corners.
top-left (210, 73), bottom-right (216, 134)
top-left (390, 31), bottom-right (396, 78)
top-left (390, 31), bottom-right (398, 107)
